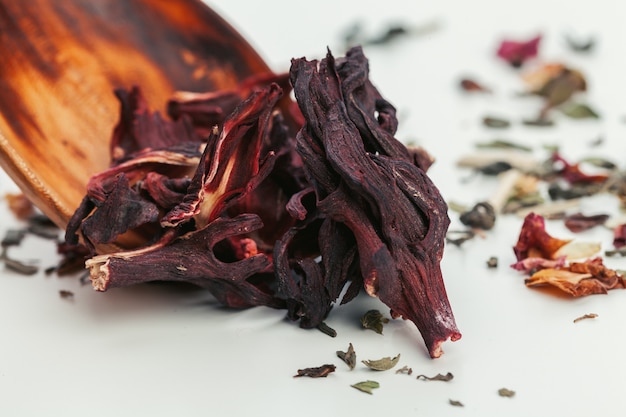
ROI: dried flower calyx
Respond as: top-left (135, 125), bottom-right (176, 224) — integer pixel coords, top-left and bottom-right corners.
top-left (65, 47), bottom-right (460, 358)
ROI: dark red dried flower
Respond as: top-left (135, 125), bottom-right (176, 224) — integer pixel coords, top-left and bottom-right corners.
top-left (66, 48), bottom-right (459, 358)
top-left (513, 212), bottom-right (570, 261)
top-left (552, 153), bottom-right (609, 185)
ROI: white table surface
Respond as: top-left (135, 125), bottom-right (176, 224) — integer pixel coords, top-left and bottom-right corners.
top-left (2, 0), bottom-right (626, 415)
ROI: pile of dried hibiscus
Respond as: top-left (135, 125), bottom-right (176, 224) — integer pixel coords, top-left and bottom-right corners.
top-left (65, 47), bottom-right (461, 358)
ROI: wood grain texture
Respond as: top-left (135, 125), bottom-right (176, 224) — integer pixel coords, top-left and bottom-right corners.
top-left (0, 0), bottom-right (269, 228)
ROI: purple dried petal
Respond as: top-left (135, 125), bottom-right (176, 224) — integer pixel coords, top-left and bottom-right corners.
top-left (564, 212), bottom-right (609, 233)
top-left (161, 84), bottom-right (283, 228)
top-left (81, 173), bottom-right (160, 246)
top-left (86, 214), bottom-right (280, 308)
top-left (289, 47), bottom-right (461, 357)
top-left (111, 86), bottom-right (203, 163)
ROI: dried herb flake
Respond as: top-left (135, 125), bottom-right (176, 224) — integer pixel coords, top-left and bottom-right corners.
top-left (294, 364), bottom-right (336, 378)
top-left (351, 380), bottom-right (380, 395)
top-left (573, 313), bottom-right (598, 323)
top-left (336, 343), bottom-right (357, 370)
top-left (360, 309), bottom-right (389, 335)
top-left (416, 372), bottom-right (454, 381)
top-left (362, 354), bottom-right (401, 371)
top-left (498, 388), bottom-right (516, 397)
top-left (449, 399), bottom-right (464, 407)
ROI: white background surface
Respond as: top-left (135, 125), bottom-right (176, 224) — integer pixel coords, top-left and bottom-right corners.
top-left (2, 0), bottom-right (626, 415)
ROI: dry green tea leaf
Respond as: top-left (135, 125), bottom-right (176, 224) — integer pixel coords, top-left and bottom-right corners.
top-left (416, 372), bottom-right (454, 381)
top-left (573, 313), bottom-right (598, 323)
top-left (294, 364), bottom-right (336, 378)
top-left (449, 399), bottom-right (464, 407)
top-left (475, 139), bottom-right (532, 152)
top-left (362, 354), bottom-right (401, 371)
top-left (486, 256), bottom-right (498, 268)
top-left (351, 380), bottom-right (380, 395)
top-left (560, 102), bottom-right (600, 119)
top-left (482, 116), bottom-right (511, 129)
top-left (360, 309), bottom-right (389, 334)
top-left (498, 387), bottom-right (515, 397)
top-left (59, 290), bottom-right (74, 300)
top-left (336, 343), bottom-right (357, 370)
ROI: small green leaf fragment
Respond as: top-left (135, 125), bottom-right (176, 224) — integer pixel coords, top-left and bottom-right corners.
top-left (475, 139), bottom-right (532, 152)
top-left (498, 387), bottom-right (516, 397)
top-left (336, 343), bottom-right (357, 370)
top-left (449, 399), bottom-right (464, 407)
top-left (560, 102), bottom-right (600, 119)
top-left (482, 116), bottom-right (511, 129)
top-left (351, 380), bottom-right (380, 395)
top-left (416, 372), bottom-right (454, 381)
top-left (361, 309), bottom-right (389, 334)
top-left (362, 354), bottom-right (401, 371)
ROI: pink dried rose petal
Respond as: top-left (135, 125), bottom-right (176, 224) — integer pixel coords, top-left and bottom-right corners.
top-left (510, 256), bottom-right (567, 274)
top-left (525, 258), bottom-right (626, 297)
top-left (496, 35), bottom-right (541, 67)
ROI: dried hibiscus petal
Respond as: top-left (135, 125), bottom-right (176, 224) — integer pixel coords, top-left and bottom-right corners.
top-left (67, 47), bottom-right (458, 359)
top-left (551, 153), bottom-right (609, 185)
top-left (288, 47), bottom-right (460, 358)
top-left (513, 212), bottom-right (571, 261)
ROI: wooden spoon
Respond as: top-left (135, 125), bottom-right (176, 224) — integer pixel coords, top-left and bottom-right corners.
top-left (0, 0), bottom-right (269, 229)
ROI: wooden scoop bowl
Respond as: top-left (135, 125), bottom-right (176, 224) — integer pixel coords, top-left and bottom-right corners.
top-left (0, 0), bottom-right (269, 229)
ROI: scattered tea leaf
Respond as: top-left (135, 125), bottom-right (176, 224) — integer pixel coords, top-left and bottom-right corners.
top-left (449, 399), bottom-right (464, 407)
top-left (460, 202), bottom-right (496, 230)
top-left (395, 365), bottom-right (413, 375)
top-left (1, 229), bottom-right (26, 247)
top-left (336, 343), bottom-right (357, 370)
top-left (560, 102), bottom-right (600, 119)
top-left (351, 380), bottom-right (380, 395)
top-left (2, 255), bottom-right (39, 275)
top-left (475, 139), bottom-right (532, 152)
top-left (486, 256), bottom-right (498, 268)
top-left (362, 354), bottom-right (401, 371)
top-left (361, 309), bottom-right (389, 334)
top-left (605, 247), bottom-right (626, 257)
top-left (317, 321), bottom-right (337, 337)
top-left (498, 387), bottom-right (516, 397)
top-left (416, 372), bottom-right (454, 381)
top-left (59, 290), bottom-right (75, 300)
top-left (476, 161), bottom-right (513, 176)
top-left (579, 157), bottom-right (616, 170)
top-left (522, 118), bottom-right (554, 127)
top-left (294, 364), bottom-right (336, 378)
top-left (483, 116), bottom-right (511, 129)
top-left (573, 313), bottom-right (598, 323)
top-left (446, 229), bottom-right (476, 247)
